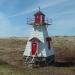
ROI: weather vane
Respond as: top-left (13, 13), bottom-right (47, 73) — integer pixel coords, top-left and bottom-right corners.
top-left (38, 6), bottom-right (41, 11)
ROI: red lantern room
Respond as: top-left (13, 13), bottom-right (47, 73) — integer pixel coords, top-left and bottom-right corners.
top-left (34, 10), bottom-right (45, 25)
top-left (27, 8), bottom-right (52, 26)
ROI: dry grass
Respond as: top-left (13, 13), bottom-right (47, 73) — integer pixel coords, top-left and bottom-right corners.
top-left (0, 63), bottom-right (75, 75)
top-left (0, 36), bottom-right (75, 75)
top-left (52, 36), bottom-right (75, 63)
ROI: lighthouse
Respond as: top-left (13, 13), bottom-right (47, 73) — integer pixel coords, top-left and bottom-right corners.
top-left (23, 9), bottom-right (54, 65)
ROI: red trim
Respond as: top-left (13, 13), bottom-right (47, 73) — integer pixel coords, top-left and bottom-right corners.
top-left (31, 41), bottom-right (38, 56)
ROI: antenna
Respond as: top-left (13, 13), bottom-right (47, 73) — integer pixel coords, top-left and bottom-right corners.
top-left (38, 7), bottom-right (41, 11)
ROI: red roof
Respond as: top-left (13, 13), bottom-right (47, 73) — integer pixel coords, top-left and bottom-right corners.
top-left (34, 11), bottom-right (45, 16)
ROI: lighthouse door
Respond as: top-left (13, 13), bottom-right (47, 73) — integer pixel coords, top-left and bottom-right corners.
top-left (32, 42), bottom-right (38, 55)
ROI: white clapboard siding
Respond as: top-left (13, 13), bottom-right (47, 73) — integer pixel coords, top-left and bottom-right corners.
top-left (23, 25), bottom-right (54, 57)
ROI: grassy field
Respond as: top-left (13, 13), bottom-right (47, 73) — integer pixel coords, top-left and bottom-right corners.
top-left (0, 63), bottom-right (75, 75)
top-left (0, 36), bottom-right (75, 75)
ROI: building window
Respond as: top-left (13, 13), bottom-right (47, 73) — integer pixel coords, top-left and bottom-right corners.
top-left (46, 37), bottom-right (51, 49)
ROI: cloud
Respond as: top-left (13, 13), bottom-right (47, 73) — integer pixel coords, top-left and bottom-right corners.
top-left (0, 0), bottom-right (19, 6)
top-left (0, 12), bottom-right (25, 37)
top-left (8, 8), bottom-right (36, 18)
top-left (0, 0), bottom-right (6, 6)
top-left (48, 15), bottom-right (75, 36)
top-left (0, 12), bottom-right (11, 33)
top-left (0, 12), bottom-right (19, 37)
top-left (0, 0), bottom-right (74, 36)
top-left (0, 0), bottom-right (20, 15)
top-left (37, 0), bottom-right (68, 9)
top-left (8, 0), bottom-right (68, 18)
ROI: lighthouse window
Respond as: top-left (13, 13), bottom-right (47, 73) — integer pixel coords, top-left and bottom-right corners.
top-left (35, 15), bottom-right (40, 25)
top-left (37, 15), bottom-right (39, 19)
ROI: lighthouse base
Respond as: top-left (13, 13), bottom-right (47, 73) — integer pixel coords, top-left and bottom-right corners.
top-left (24, 55), bottom-right (55, 66)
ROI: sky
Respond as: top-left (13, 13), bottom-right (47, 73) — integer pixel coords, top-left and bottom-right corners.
top-left (0, 0), bottom-right (75, 37)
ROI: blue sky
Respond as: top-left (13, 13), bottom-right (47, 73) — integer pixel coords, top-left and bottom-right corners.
top-left (0, 0), bottom-right (75, 37)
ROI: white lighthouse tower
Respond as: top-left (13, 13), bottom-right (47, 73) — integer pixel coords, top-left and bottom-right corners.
top-left (23, 9), bottom-right (54, 65)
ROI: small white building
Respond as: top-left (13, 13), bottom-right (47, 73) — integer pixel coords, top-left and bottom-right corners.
top-left (23, 10), bottom-right (54, 65)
